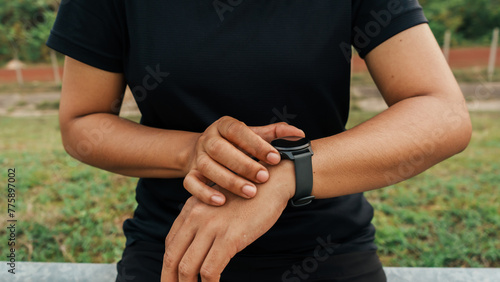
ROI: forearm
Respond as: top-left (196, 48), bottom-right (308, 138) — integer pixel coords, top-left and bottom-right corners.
top-left (307, 95), bottom-right (471, 198)
top-left (61, 113), bottom-right (198, 178)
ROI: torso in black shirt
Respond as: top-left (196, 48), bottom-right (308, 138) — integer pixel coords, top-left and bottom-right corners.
top-left (47, 0), bottom-right (427, 258)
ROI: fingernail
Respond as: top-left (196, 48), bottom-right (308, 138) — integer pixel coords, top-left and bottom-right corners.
top-left (242, 185), bottom-right (257, 198)
top-left (267, 152), bottom-right (280, 164)
top-left (256, 170), bottom-right (269, 183)
top-left (299, 130), bottom-right (305, 136)
top-left (211, 195), bottom-right (224, 205)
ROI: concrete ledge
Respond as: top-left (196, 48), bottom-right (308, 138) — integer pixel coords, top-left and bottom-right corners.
top-left (2, 262), bottom-right (500, 281)
top-left (2, 262), bottom-right (116, 282)
top-left (383, 267), bottom-right (500, 282)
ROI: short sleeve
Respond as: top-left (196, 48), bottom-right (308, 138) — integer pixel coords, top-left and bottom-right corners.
top-left (46, 0), bottom-right (126, 73)
top-left (352, 0), bottom-right (428, 58)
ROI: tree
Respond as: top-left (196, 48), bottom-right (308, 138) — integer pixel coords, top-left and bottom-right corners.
top-left (458, 0), bottom-right (500, 45)
top-left (420, 0), bottom-right (500, 46)
top-left (0, 0), bottom-right (58, 64)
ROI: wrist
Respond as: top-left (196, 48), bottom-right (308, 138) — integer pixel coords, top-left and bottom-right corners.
top-left (265, 160), bottom-right (296, 202)
top-left (180, 133), bottom-right (201, 176)
top-left (270, 136), bottom-right (314, 207)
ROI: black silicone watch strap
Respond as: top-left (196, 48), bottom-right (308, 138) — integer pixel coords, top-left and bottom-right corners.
top-left (290, 151), bottom-right (315, 207)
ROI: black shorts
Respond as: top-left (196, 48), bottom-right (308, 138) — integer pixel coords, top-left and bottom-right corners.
top-left (116, 240), bottom-right (386, 282)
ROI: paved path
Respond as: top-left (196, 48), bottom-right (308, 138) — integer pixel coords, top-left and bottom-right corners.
top-left (1, 83), bottom-right (499, 117)
top-left (352, 83), bottom-right (500, 112)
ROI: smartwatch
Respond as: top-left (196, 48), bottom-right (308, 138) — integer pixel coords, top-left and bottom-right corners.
top-left (271, 136), bottom-right (314, 207)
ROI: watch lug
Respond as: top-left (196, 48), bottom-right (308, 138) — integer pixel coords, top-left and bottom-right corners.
top-left (280, 151), bottom-right (295, 160)
top-left (290, 196), bottom-right (315, 207)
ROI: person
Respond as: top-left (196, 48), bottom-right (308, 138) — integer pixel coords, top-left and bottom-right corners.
top-left (47, 0), bottom-right (471, 281)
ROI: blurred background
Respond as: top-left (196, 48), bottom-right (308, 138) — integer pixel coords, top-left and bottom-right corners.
top-left (0, 0), bottom-right (499, 267)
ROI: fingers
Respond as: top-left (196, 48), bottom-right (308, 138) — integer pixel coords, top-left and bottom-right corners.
top-left (162, 221), bottom-right (196, 282)
top-left (274, 122), bottom-right (306, 139)
top-left (178, 232), bottom-right (214, 282)
top-left (201, 136), bottom-right (269, 185)
top-left (186, 159), bottom-right (259, 201)
top-left (250, 122), bottom-right (306, 143)
top-left (163, 198), bottom-right (224, 282)
top-left (164, 228), bottom-right (231, 282)
top-left (184, 170), bottom-right (227, 206)
top-left (186, 117), bottom-right (307, 204)
top-left (162, 197), bottom-right (199, 282)
top-left (199, 237), bottom-right (235, 282)
top-left (216, 116), bottom-right (281, 165)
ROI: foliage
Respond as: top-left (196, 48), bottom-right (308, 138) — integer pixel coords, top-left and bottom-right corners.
top-left (420, 0), bottom-right (500, 46)
top-left (0, 0), bottom-right (499, 63)
top-left (0, 112), bottom-right (498, 267)
top-left (0, 0), bottom-right (58, 64)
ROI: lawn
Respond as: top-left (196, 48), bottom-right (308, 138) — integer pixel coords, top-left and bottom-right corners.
top-left (0, 111), bottom-right (498, 267)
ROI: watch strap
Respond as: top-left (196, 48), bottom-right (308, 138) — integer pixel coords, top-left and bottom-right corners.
top-left (290, 150), bottom-right (315, 207)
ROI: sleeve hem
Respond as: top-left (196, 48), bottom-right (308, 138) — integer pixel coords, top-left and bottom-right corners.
top-left (46, 31), bottom-right (123, 73)
top-left (357, 11), bottom-right (429, 59)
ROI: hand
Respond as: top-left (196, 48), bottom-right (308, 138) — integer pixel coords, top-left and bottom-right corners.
top-left (162, 161), bottom-right (295, 282)
top-left (183, 116), bottom-right (304, 206)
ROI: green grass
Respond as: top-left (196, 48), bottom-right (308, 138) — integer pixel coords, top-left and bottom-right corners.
top-left (0, 81), bottom-right (62, 94)
top-left (0, 113), bottom-right (498, 267)
top-left (0, 116), bottom-right (138, 263)
top-left (452, 67), bottom-right (500, 83)
top-left (347, 111), bottom-right (500, 267)
top-left (35, 100), bottom-right (60, 110)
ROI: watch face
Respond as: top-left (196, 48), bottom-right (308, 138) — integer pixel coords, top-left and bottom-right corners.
top-left (271, 136), bottom-right (310, 151)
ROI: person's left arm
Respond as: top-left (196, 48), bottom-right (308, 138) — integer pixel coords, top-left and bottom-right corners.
top-left (161, 23), bottom-right (472, 281)
top-left (307, 23), bottom-right (471, 198)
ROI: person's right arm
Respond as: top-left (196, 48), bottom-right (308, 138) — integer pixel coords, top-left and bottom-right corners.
top-left (59, 56), bottom-right (197, 178)
top-left (59, 56), bottom-right (304, 205)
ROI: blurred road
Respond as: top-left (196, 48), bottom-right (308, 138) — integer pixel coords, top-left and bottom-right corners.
top-left (1, 83), bottom-right (499, 116)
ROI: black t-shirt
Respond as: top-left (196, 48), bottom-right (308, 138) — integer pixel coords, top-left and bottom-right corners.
top-left (47, 0), bottom-right (427, 256)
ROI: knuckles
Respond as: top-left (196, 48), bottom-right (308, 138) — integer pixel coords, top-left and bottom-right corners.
top-left (199, 265), bottom-right (220, 281)
top-left (182, 172), bottom-right (201, 196)
top-left (220, 118), bottom-right (246, 139)
top-left (183, 203), bottom-right (223, 231)
top-left (188, 202), bottom-right (208, 218)
top-left (217, 115), bottom-right (233, 124)
top-left (182, 174), bottom-right (191, 190)
top-left (225, 175), bottom-right (240, 189)
top-left (196, 155), bottom-right (211, 173)
top-left (241, 160), bottom-right (259, 178)
top-left (196, 134), bottom-right (208, 148)
top-left (224, 232), bottom-right (248, 255)
top-left (205, 137), bottom-right (225, 156)
top-left (178, 259), bottom-right (196, 279)
top-left (162, 251), bottom-right (177, 271)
